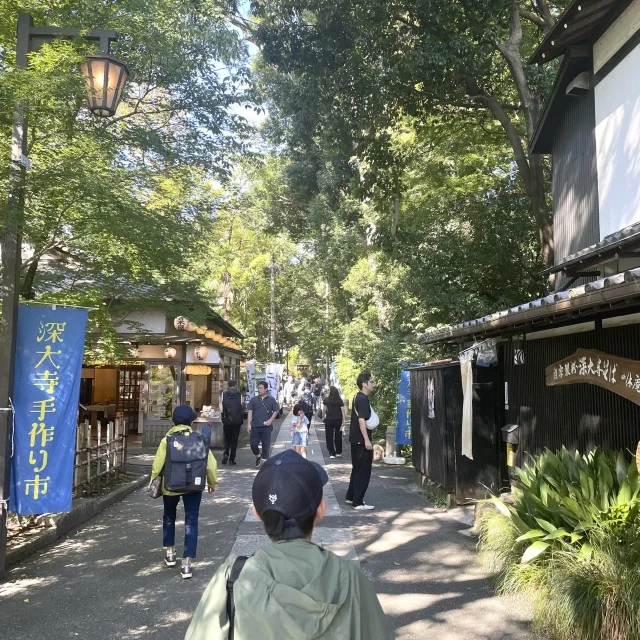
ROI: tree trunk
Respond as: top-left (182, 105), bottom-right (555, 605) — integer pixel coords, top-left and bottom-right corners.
top-left (21, 255), bottom-right (39, 300)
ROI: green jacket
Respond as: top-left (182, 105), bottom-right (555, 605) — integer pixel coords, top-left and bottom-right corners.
top-left (185, 538), bottom-right (394, 640)
top-left (150, 425), bottom-right (218, 497)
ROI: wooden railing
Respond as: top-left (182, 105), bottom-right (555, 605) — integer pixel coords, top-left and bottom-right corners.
top-left (73, 418), bottom-right (127, 497)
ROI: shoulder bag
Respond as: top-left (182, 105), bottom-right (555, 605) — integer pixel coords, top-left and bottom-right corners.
top-left (353, 395), bottom-right (380, 429)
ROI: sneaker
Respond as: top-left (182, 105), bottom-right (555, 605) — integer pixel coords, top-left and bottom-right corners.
top-left (330, 455), bottom-right (336, 459)
top-left (165, 550), bottom-right (177, 567)
top-left (181, 562), bottom-right (193, 579)
top-left (336, 454), bottom-right (343, 458)
top-left (230, 460), bottom-right (237, 465)
top-left (345, 499), bottom-right (353, 504)
top-left (255, 455), bottom-right (262, 467)
top-left (353, 504), bottom-right (375, 511)
top-left (222, 456), bottom-right (228, 465)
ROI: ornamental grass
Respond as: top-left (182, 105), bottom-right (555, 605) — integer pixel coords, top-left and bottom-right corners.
top-left (479, 447), bottom-right (640, 640)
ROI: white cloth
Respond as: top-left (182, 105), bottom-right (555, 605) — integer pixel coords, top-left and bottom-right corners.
top-left (460, 352), bottom-right (474, 460)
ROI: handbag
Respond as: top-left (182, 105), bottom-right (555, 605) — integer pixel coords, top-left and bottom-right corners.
top-left (353, 395), bottom-right (380, 429)
top-left (147, 473), bottom-right (163, 499)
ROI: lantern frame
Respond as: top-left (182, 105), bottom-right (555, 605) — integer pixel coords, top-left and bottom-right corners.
top-left (80, 54), bottom-right (129, 118)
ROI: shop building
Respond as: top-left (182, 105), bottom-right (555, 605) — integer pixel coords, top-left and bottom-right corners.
top-left (414, 0), bottom-right (640, 501)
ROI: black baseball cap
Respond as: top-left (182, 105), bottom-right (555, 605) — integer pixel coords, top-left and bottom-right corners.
top-left (252, 450), bottom-right (329, 523)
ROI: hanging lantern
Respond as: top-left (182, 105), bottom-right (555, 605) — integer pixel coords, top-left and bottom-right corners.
top-left (184, 364), bottom-right (212, 376)
top-left (165, 346), bottom-right (177, 359)
top-left (173, 316), bottom-right (189, 331)
top-left (187, 321), bottom-right (197, 332)
top-left (196, 325), bottom-right (207, 335)
top-left (194, 345), bottom-right (209, 361)
top-left (205, 330), bottom-right (215, 339)
top-left (80, 54), bottom-right (129, 118)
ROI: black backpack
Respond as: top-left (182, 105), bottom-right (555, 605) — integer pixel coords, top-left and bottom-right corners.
top-left (300, 391), bottom-right (314, 414)
top-left (222, 391), bottom-right (244, 426)
top-left (164, 430), bottom-right (208, 492)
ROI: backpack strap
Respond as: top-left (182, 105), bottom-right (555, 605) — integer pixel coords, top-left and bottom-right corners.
top-left (226, 555), bottom-right (249, 639)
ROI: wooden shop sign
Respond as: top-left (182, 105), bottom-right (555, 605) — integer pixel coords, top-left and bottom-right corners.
top-left (546, 348), bottom-right (640, 407)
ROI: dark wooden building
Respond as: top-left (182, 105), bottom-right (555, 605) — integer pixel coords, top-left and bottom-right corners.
top-left (416, 0), bottom-right (640, 501)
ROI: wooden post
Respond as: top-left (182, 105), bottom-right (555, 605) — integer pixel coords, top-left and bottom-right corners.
top-left (106, 421), bottom-right (112, 477)
top-left (96, 418), bottom-right (101, 494)
top-left (85, 421), bottom-right (91, 495)
top-left (73, 420), bottom-right (82, 493)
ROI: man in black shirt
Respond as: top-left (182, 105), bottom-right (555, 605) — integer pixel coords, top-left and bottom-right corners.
top-left (346, 371), bottom-right (375, 510)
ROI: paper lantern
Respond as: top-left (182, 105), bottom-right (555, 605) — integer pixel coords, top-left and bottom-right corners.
top-left (196, 325), bottom-right (207, 335)
top-left (174, 316), bottom-right (189, 331)
top-left (164, 346), bottom-right (177, 359)
top-left (194, 345), bottom-right (209, 361)
top-left (205, 330), bottom-right (215, 339)
top-left (184, 364), bottom-right (212, 376)
top-left (187, 321), bottom-right (197, 332)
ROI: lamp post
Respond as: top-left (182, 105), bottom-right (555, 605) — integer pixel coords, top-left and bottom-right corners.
top-left (0, 13), bottom-right (128, 576)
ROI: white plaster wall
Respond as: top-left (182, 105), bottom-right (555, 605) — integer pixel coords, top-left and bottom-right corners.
top-left (594, 0), bottom-right (640, 73)
top-left (595, 42), bottom-right (640, 240)
top-left (114, 309), bottom-right (166, 334)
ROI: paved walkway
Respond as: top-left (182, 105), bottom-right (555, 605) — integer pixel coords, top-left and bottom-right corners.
top-left (0, 414), bottom-right (536, 639)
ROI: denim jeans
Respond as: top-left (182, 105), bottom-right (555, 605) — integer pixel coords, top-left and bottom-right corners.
top-left (162, 491), bottom-right (202, 558)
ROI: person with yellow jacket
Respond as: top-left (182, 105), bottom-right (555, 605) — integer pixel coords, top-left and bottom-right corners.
top-left (151, 405), bottom-right (218, 579)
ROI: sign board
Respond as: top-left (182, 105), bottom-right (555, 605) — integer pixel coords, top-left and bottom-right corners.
top-left (396, 369), bottom-right (412, 446)
top-left (10, 305), bottom-right (88, 514)
top-left (546, 348), bottom-right (640, 407)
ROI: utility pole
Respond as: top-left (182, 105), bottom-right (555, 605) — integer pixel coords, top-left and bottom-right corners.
top-left (269, 255), bottom-right (276, 360)
top-left (325, 280), bottom-right (330, 383)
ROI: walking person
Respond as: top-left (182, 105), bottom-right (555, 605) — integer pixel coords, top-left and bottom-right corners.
top-left (289, 403), bottom-right (309, 458)
top-left (283, 375), bottom-right (295, 406)
top-left (346, 371), bottom-right (378, 511)
top-left (247, 380), bottom-right (279, 467)
top-left (150, 405), bottom-right (218, 579)
top-left (322, 385), bottom-right (346, 459)
top-left (300, 382), bottom-right (315, 429)
top-left (184, 449), bottom-right (394, 640)
top-left (221, 380), bottom-right (244, 465)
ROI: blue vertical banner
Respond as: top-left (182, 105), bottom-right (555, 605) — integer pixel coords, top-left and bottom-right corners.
top-left (10, 305), bottom-right (89, 515)
top-left (396, 369), bottom-right (412, 446)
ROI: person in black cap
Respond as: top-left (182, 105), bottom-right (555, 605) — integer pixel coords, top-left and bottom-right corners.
top-left (150, 405), bottom-right (218, 579)
top-left (185, 449), bottom-right (393, 639)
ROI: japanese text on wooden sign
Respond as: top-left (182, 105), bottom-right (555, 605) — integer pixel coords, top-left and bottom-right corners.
top-left (545, 348), bottom-right (640, 407)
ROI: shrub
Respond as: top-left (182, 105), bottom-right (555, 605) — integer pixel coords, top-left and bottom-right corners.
top-left (479, 447), bottom-right (640, 640)
top-left (490, 447), bottom-right (640, 563)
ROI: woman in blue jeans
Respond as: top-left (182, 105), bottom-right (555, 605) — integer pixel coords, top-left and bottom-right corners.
top-left (150, 405), bottom-right (218, 579)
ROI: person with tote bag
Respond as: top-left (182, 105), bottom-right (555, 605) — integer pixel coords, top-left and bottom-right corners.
top-left (345, 371), bottom-right (378, 510)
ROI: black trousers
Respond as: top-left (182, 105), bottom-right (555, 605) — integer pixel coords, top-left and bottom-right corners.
top-left (304, 412), bottom-right (313, 427)
top-left (346, 443), bottom-right (373, 507)
top-left (223, 423), bottom-right (242, 461)
top-left (324, 419), bottom-right (343, 456)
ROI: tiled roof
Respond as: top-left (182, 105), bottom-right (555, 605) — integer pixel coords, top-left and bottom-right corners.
top-left (546, 222), bottom-right (640, 275)
top-left (419, 267), bottom-right (640, 345)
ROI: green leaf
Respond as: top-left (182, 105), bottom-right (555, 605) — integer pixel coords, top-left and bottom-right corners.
top-left (516, 529), bottom-right (545, 542)
top-left (521, 541), bottom-right (550, 564)
top-left (534, 517), bottom-right (557, 534)
top-left (578, 542), bottom-right (593, 560)
top-left (542, 528), bottom-right (571, 541)
top-left (490, 494), bottom-right (511, 518)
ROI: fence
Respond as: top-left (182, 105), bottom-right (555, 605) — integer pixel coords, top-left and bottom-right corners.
top-left (73, 418), bottom-right (127, 497)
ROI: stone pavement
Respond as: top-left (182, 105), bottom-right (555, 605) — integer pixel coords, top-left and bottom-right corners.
top-left (0, 413), bottom-right (536, 639)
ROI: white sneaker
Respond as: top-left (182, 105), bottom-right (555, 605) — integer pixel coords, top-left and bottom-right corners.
top-left (336, 454), bottom-right (343, 458)
top-left (330, 455), bottom-right (336, 459)
top-left (345, 499), bottom-right (353, 504)
top-left (353, 504), bottom-right (374, 511)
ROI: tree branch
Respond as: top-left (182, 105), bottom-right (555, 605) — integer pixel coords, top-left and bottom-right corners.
top-left (533, 0), bottom-right (556, 31)
top-left (519, 8), bottom-right (546, 28)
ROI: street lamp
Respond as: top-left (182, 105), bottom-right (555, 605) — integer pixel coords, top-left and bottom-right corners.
top-left (0, 13), bottom-right (128, 578)
top-left (81, 55), bottom-right (129, 117)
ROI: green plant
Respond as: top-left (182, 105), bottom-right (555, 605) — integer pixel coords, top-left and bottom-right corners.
top-left (490, 448), bottom-right (640, 563)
